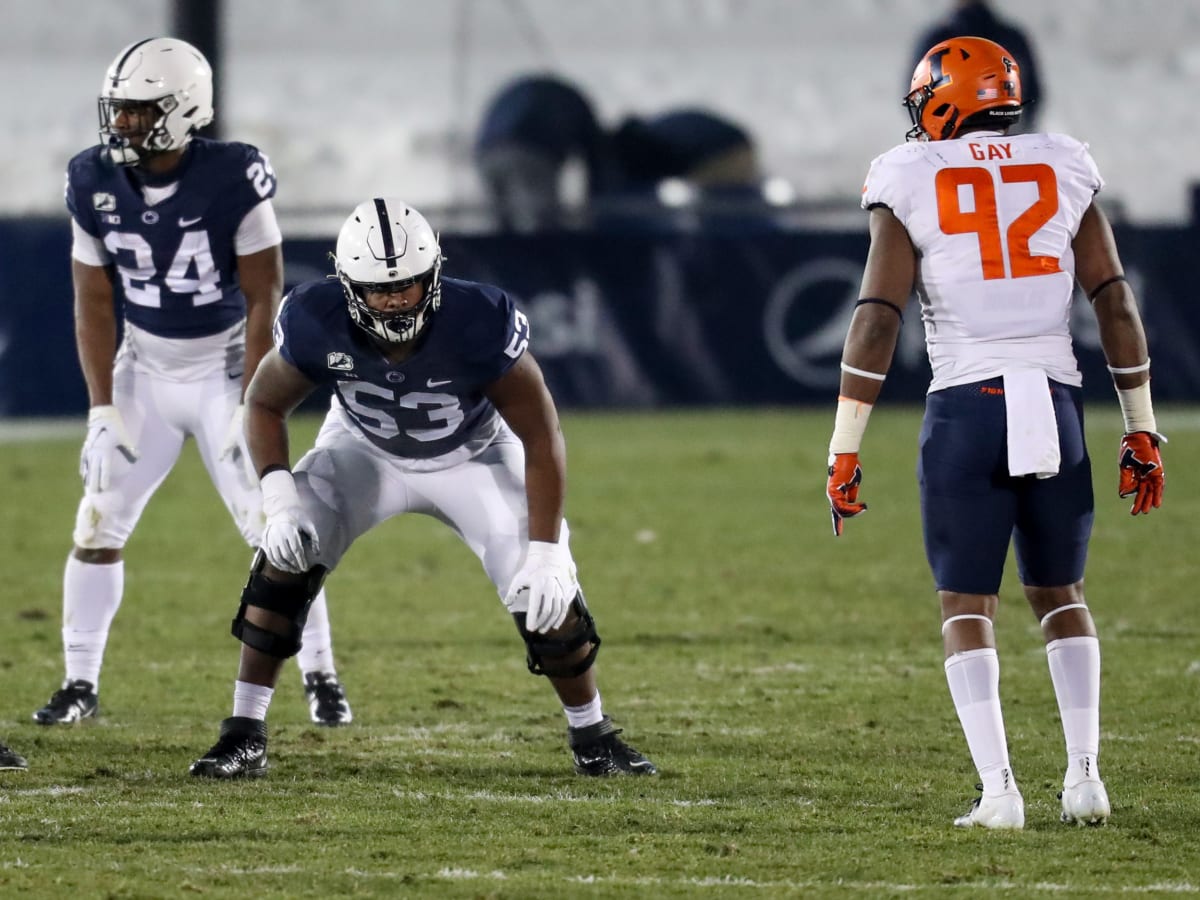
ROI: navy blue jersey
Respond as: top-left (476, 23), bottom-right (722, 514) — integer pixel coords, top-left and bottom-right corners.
top-left (274, 276), bottom-right (529, 459)
top-left (66, 137), bottom-right (278, 338)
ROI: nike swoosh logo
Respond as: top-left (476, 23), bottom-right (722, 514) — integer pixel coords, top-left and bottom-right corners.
top-left (178, 216), bottom-right (203, 227)
top-left (427, 378), bottom-right (452, 387)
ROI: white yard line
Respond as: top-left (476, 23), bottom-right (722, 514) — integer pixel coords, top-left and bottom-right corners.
top-left (327, 868), bottom-right (1200, 893)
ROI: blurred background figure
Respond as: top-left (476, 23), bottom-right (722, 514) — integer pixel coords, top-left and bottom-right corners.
top-left (474, 74), bottom-right (770, 232)
top-left (474, 74), bottom-right (617, 232)
top-left (610, 108), bottom-right (760, 194)
top-left (910, 0), bottom-right (1043, 132)
top-left (604, 107), bottom-right (773, 231)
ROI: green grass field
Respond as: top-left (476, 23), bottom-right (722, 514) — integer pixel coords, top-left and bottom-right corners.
top-left (1, 407), bottom-right (1198, 898)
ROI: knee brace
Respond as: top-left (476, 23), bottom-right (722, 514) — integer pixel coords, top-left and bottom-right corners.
top-left (231, 551), bottom-right (327, 659)
top-left (513, 591), bottom-right (601, 678)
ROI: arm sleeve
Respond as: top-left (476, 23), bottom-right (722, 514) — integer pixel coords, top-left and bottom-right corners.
top-left (235, 199), bottom-right (283, 256)
top-left (71, 219), bottom-right (109, 266)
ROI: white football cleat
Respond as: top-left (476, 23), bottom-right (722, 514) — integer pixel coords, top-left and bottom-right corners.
top-left (1060, 777), bottom-right (1110, 826)
top-left (954, 771), bottom-right (1024, 830)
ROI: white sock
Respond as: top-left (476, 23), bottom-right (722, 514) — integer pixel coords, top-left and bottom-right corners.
top-left (1046, 635), bottom-right (1101, 779)
top-left (945, 648), bottom-right (1015, 796)
top-left (563, 692), bottom-right (603, 729)
top-left (296, 587), bottom-right (337, 678)
top-left (62, 555), bottom-right (124, 690)
top-left (232, 681), bottom-right (275, 721)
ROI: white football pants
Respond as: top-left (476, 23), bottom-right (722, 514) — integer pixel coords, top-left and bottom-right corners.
top-left (293, 404), bottom-right (569, 603)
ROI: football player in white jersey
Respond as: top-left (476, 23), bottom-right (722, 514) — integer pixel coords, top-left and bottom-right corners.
top-left (824, 37), bottom-right (1164, 829)
top-left (189, 198), bottom-right (656, 779)
top-left (36, 37), bottom-right (353, 728)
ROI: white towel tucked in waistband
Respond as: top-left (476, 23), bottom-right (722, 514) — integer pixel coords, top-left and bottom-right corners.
top-left (1003, 369), bottom-right (1060, 479)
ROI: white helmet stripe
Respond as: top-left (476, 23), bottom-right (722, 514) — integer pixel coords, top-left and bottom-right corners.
top-left (372, 197), bottom-right (399, 266)
top-left (110, 37), bottom-right (155, 87)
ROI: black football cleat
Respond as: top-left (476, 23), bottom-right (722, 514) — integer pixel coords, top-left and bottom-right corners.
top-left (189, 717), bottom-right (268, 779)
top-left (0, 741), bottom-right (27, 771)
top-left (33, 679), bottom-right (99, 725)
top-left (569, 716), bottom-right (657, 777)
top-left (303, 672), bottom-right (353, 726)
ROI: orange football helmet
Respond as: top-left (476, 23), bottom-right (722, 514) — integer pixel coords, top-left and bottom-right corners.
top-left (904, 36), bottom-right (1022, 142)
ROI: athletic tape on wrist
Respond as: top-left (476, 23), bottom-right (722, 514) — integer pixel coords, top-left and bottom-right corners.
top-left (829, 395), bottom-right (873, 456)
top-left (1116, 380), bottom-right (1158, 434)
top-left (259, 469), bottom-right (300, 516)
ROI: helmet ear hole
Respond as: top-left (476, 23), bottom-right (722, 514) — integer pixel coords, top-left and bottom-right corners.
top-left (939, 108), bottom-right (961, 140)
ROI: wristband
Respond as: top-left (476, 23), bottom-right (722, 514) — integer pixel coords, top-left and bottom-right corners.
top-left (854, 297), bottom-right (903, 321)
top-left (1088, 275), bottom-right (1128, 302)
top-left (1107, 359), bottom-right (1150, 375)
top-left (840, 362), bottom-right (887, 381)
top-left (829, 395), bottom-right (873, 458)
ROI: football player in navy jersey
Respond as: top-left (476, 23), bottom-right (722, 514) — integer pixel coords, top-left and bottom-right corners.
top-left (190, 197), bottom-right (656, 779)
top-left (35, 37), bottom-right (352, 729)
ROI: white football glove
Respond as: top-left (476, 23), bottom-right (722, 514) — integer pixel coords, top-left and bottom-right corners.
top-left (80, 405), bottom-right (138, 493)
top-left (504, 540), bottom-right (578, 634)
top-left (259, 470), bottom-right (320, 574)
top-left (219, 404), bottom-right (258, 490)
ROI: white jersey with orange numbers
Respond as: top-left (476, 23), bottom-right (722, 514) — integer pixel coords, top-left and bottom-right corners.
top-left (861, 131), bottom-right (1103, 391)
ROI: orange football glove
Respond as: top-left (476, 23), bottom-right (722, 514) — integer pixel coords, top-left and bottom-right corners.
top-left (1118, 431), bottom-right (1164, 515)
top-left (827, 452), bottom-right (867, 536)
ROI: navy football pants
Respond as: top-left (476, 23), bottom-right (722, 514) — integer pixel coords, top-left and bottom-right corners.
top-left (918, 377), bottom-right (1094, 595)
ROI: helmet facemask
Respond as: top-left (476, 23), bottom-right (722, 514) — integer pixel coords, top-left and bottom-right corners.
top-left (903, 84), bottom-right (941, 142)
top-left (99, 95), bottom-right (184, 165)
top-left (337, 256), bottom-right (443, 345)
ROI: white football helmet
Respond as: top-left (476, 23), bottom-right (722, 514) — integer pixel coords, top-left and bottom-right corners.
top-left (99, 37), bottom-right (214, 166)
top-left (335, 198), bottom-right (444, 344)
